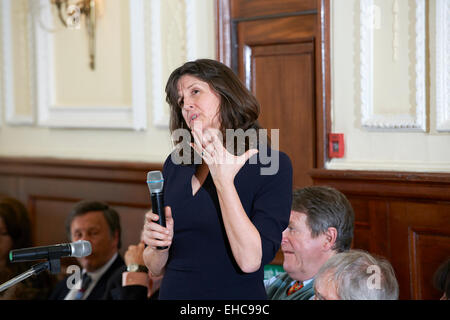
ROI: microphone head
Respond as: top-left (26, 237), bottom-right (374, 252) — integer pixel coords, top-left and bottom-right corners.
top-left (147, 171), bottom-right (164, 193)
top-left (70, 240), bottom-right (92, 258)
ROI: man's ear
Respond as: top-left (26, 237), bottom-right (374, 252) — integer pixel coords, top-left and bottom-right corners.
top-left (323, 227), bottom-right (337, 251)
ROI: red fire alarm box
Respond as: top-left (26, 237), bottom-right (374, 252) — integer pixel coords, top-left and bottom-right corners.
top-left (328, 133), bottom-right (345, 158)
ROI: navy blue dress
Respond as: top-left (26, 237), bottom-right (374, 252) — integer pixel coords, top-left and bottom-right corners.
top-left (159, 147), bottom-right (292, 300)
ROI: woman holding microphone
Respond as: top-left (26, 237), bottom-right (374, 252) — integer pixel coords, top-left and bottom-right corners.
top-left (142, 59), bottom-right (292, 299)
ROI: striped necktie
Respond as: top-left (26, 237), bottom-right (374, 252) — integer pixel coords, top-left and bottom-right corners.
top-left (74, 273), bottom-right (92, 300)
top-left (287, 280), bottom-right (304, 296)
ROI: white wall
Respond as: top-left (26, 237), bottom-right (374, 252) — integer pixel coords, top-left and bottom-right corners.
top-left (328, 0), bottom-right (450, 173)
top-left (0, 0), bottom-right (216, 163)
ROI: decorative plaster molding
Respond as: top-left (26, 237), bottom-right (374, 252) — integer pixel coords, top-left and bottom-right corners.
top-left (129, 0), bottom-right (147, 131)
top-left (436, 0), bottom-right (450, 132)
top-left (149, 0), bottom-right (167, 128)
top-left (166, 0), bottom-right (186, 70)
top-left (150, 0), bottom-right (199, 128)
top-left (1, 0), bottom-right (34, 125)
top-left (33, 0), bottom-right (147, 130)
top-left (360, 0), bottom-right (426, 131)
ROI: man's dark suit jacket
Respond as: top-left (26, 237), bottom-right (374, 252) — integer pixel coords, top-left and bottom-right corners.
top-left (103, 265), bottom-right (159, 300)
top-left (48, 255), bottom-right (125, 300)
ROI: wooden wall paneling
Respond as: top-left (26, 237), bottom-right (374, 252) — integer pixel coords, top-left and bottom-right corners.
top-left (28, 195), bottom-right (79, 247)
top-left (347, 196), bottom-right (371, 251)
top-left (310, 169), bottom-right (450, 300)
top-left (0, 157), bottom-right (162, 258)
top-left (409, 228), bottom-right (450, 300)
top-left (28, 194), bottom-right (149, 257)
top-left (352, 220), bottom-right (370, 252)
top-left (0, 176), bottom-right (20, 198)
top-left (24, 177), bottom-right (152, 257)
top-left (389, 201), bottom-right (450, 300)
top-left (231, 0), bottom-right (317, 18)
top-left (369, 200), bottom-right (390, 257)
top-left (348, 197), bottom-right (391, 259)
top-left (112, 204), bottom-right (149, 254)
top-left (309, 169), bottom-right (450, 201)
top-left (0, 157), bottom-right (159, 183)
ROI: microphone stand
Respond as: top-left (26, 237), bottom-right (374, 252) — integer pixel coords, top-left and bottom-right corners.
top-left (0, 258), bottom-right (61, 293)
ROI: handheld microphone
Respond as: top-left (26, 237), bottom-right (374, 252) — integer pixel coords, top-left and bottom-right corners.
top-left (147, 170), bottom-right (167, 250)
top-left (9, 240), bottom-right (92, 263)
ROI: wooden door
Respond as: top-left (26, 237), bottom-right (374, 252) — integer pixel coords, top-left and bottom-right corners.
top-left (216, 0), bottom-right (330, 188)
top-left (245, 40), bottom-right (316, 188)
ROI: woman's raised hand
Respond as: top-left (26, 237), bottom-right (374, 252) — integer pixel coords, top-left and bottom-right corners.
top-left (190, 126), bottom-right (258, 188)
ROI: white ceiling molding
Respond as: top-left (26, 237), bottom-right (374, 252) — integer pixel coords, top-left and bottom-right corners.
top-left (1, 0), bottom-right (34, 126)
top-left (360, 0), bottom-right (426, 131)
top-left (33, 0), bottom-right (147, 130)
top-left (436, 0), bottom-right (450, 132)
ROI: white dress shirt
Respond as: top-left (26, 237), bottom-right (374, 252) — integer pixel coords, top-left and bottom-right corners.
top-left (64, 253), bottom-right (118, 300)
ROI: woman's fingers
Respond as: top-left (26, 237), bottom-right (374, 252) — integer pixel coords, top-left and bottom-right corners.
top-left (240, 148), bottom-right (259, 164)
top-left (142, 236), bottom-right (171, 249)
top-left (201, 129), bottom-right (223, 159)
top-left (142, 207), bottom-right (174, 249)
top-left (142, 226), bottom-right (171, 247)
top-left (191, 126), bottom-right (204, 151)
top-left (190, 142), bottom-right (203, 158)
top-left (165, 206), bottom-right (174, 229)
top-left (144, 220), bottom-right (170, 235)
top-left (145, 212), bottom-right (161, 223)
top-left (145, 217), bottom-right (167, 233)
top-left (191, 129), bottom-right (210, 161)
top-left (203, 139), bottom-right (215, 157)
top-left (144, 213), bottom-right (169, 233)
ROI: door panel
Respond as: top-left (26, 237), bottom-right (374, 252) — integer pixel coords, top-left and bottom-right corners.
top-left (237, 15), bottom-right (317, 187)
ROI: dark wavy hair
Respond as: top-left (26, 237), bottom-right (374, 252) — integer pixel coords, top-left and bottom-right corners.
top-left (433, 258), bottom-right (450, 299)
top-left (165, 59), bottom-right (265, 162)
top-left (291, 186), bottom-right (355, 253)
top-left (0, 197), bottom-right (32, 252)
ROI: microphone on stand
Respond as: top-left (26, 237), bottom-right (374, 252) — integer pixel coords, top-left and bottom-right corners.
top-left (147, 171), bottom-right (168, 250)
top-left (9, 240), bottom-right (92, 263)
top-left (1, 241), bottom-right (92, 293)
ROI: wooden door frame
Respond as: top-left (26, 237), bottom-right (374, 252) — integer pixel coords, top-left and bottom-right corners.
top-left (215, 0), bottom-right (331, 169)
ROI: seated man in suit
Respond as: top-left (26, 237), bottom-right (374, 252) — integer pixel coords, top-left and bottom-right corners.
top-left (265, 186), bottom-right (354, 300)
top-left (313, 249), bottom-right (399, 300)
top-left (49, 200), bottom-right (125, 300)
